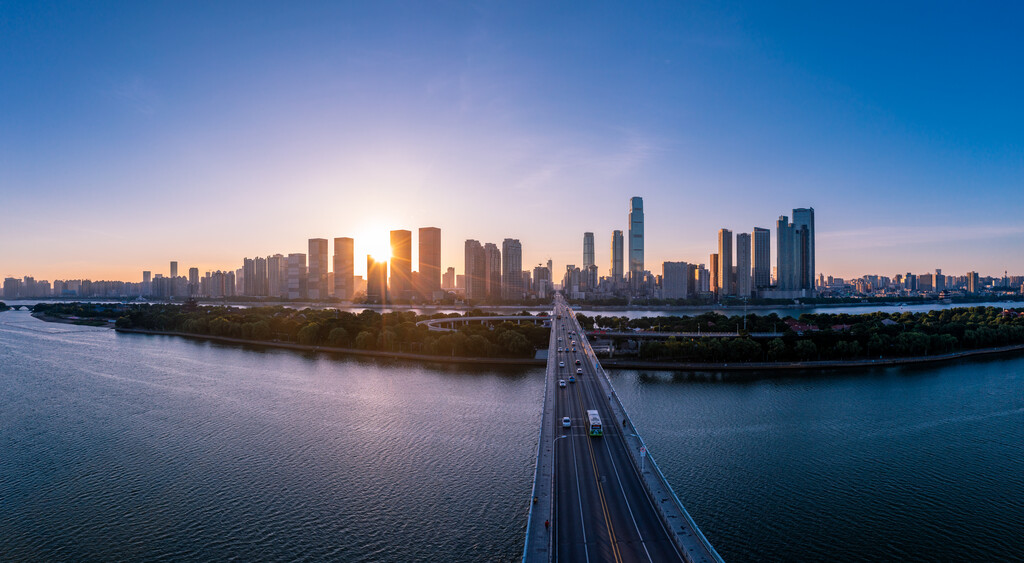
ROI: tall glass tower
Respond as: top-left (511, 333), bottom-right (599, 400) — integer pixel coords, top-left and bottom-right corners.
top-left (628, 197), bottom-right (644, 278)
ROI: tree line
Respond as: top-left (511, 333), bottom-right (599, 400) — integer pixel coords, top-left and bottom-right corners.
top-left (577, 307), bottom-right (1024, 363)
top-left (31, 303), bottom-right (549, 359)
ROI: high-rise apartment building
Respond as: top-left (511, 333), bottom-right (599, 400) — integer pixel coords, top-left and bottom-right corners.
top-left (367, 256), bottom-right (387, 303)
top-left (967, 271), bottom-right (979, 293)
top-left (388, 230), bottom-right (412, 299)
top-left (333, 237), bottom-right (354, 300)
top-left (628, 197), bottom-right (644, 280)
top-left (753, 227), bottom-right (771, 289)
top-left (464, 240), bottom-right (486, 301)
top-left (442, 267), bottom-right (456, 290)
top-left (709, 253), bottom-right (719, 293)
top-left (188, 267), bottom-right (199, 296)
top-left (243, 258), bottom-right (256, 296)
top-left (718, 229), bottom-right (733, 296)
top-left (662, 261), bottom-right (690, 299)
top-left (484, 242), bottom-right (501, 299)
top-left (583, 232), bottom-right (595, 270)
top-left (142, 271), bottom-right (152, 296)
top-left (610, 230), bottom-right (624, 282)
top-left (307, 238), bottom-right (329, 300)
top-left (287, 253), bottom-right (307, 300)
top-left (170, 261), bottom-right (178, 279)
top-left (502, 238), bottom-right (523, 301)
top-left (418, 227), bottom-right (441, 298)
top-left (736, 233), bottom-right (751, 297)
top-left (268, 254), bottom-right (287, 298)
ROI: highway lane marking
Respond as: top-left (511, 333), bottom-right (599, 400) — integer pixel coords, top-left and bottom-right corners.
top-left (575, 376), bottom-right (623, 563)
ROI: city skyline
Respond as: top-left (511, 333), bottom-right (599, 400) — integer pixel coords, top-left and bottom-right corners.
top-left (3, 4), bottom-right (1023, 281)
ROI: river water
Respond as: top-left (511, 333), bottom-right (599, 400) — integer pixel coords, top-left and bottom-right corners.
top-left (2, 309), bottom-right (1023, 561)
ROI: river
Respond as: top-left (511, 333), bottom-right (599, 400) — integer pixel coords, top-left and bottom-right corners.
top-left (2, 309), bottom-right (1023, 561)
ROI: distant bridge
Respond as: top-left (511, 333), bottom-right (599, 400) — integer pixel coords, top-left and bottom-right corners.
top-left (589, 330), bottom-right (785, 339)
top-left (417, 315), bottom-right (551, 332)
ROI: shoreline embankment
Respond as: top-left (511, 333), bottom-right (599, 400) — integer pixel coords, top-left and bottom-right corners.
top-left (112, 326), bottom-right (1024, 373)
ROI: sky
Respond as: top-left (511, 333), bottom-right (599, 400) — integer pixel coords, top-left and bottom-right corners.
top-left (2, 1), bottom-right (1022, 282)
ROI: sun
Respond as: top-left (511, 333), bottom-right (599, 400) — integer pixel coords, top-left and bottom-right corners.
top-left (357, 231), bottom-right (392, 265)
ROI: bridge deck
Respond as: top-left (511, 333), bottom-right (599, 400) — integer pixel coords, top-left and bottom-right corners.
top-left (523, 295), bottom-right (723, 563)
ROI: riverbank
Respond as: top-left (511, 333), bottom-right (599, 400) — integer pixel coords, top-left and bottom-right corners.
top-left (114, 327), bottom-right (547, 367)
top-left (600, 343), bottom-right (1024, 371)
top-left (112, 326), bottom-right (1024, 374)
top-left (31, 312), bottom-right (115, 327)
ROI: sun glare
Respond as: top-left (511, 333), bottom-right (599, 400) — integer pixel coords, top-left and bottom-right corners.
top-left (358, 231), bottom-right (392, 265)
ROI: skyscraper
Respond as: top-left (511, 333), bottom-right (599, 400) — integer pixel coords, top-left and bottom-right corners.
top-left (418, 227), bottom-right (441, 299)
top-left (287, 253), bottom-right (307, 300)
top-left (366, 256), bottom-right (387, 303)
top-left (628, 197), bottom-right (644, 280)
top-left (777, 208), bottom-right (815, 294)
top-left (484, 242), bottom-right (501, 299)
top-left (333, 237), bottom-right (354, 300)
top-left (753, 227), bottom-right (771, 289)
top-left (442, 267), bottom-right (455, 290)
top-left (188, 267), bottom-right (199, 297)
top-left (736, 233), bottom-right (751, 297)
top-left (389, 230), bottom-right (412, 299)
top-left (583, 232), bottom-right (595, 270)
top-left (464, 240), bottom-right (486, 301)
top-left (792, 208), bottom-right (815, 292)
top-left (718, 229), bottom-right (733, 296)
top-left (502, 238), bottom-right (523, 301)
top-left (610, 230), bottom-right (624, 282)
top-left (307, 238), bottom-right (329, 300)
top-left (170, 261), bottom-right (178, 279)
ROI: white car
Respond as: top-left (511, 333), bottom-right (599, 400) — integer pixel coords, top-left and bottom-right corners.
top-left (558, 361), bottom-right (565, 368)
top-left (559, 379), bottom-right (566, 388)
top-left (576, 368), bottom-right (583, 375)
top-left (562, 416), bottom-right (571, 428)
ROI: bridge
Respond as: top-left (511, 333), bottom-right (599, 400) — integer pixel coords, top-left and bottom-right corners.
top-left (523, 294), bottom-right (723, 563)
top-left (417, 315), bottom-right (550, 332)
top-left (587, 330), bottom-right (784, 339)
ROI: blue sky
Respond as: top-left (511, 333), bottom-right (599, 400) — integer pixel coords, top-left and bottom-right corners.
top-left (2, 1), bottom-right (1022, 281)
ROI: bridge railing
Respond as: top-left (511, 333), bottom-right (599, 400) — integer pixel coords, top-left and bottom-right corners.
top-left (572, 310), bottom-right (725, 563)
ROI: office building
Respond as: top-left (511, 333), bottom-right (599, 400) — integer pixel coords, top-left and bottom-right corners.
top-left (502, 238), bottom-right (523, 300)
top-left (389, 230), bottom-right (412, 299)
top-left (753, 227), bottom-right (771, 289)
top-left (442, 267), bottom-right (456, 290)
top-left (583, 232), bottom-right (595, 269)
top-left (610, 230), bottom-right (624, 282)
top-left (287, 253), bottom-right (307, 300)
top-left (367, 256), bottom-right (387, 303)
top-left (776, 208), bottom-right (816, 294)
top-left (967, 271), bottom-right (979, 293)
top-left (170, 261), bottom-right (178, 279)
top-left (736, 233), bottom-right (751, 297)
top-left (662, 261), bottom-right (690, 299)
top-left (792, 208), bottom-right (815, 291)
top-left (628, 197), bottom-right (644, 280)
top-left (718, 229), bottom-right (733, 296)
top-left (484, 242), bottom-right (501, 299)
top-left (418, 227), bottom-right (442, 298)
top-left (333, 237), bottom-right (354, 300)
top-left (464, 240), bottom-right (486, 301)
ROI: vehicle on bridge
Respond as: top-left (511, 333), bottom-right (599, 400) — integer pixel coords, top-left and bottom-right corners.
top-left (568, 375), bottom-right (575, 383)
top-left (558, 379), bottom-right (566, 388)
top-left (586, 410), bottom-right (603, 436)
top-left (558, 361), bottom-right (564, 368)
top-left (562, 416), bottom-right (571, 428)
top-left (574, 359), bottom-right (581, 366)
